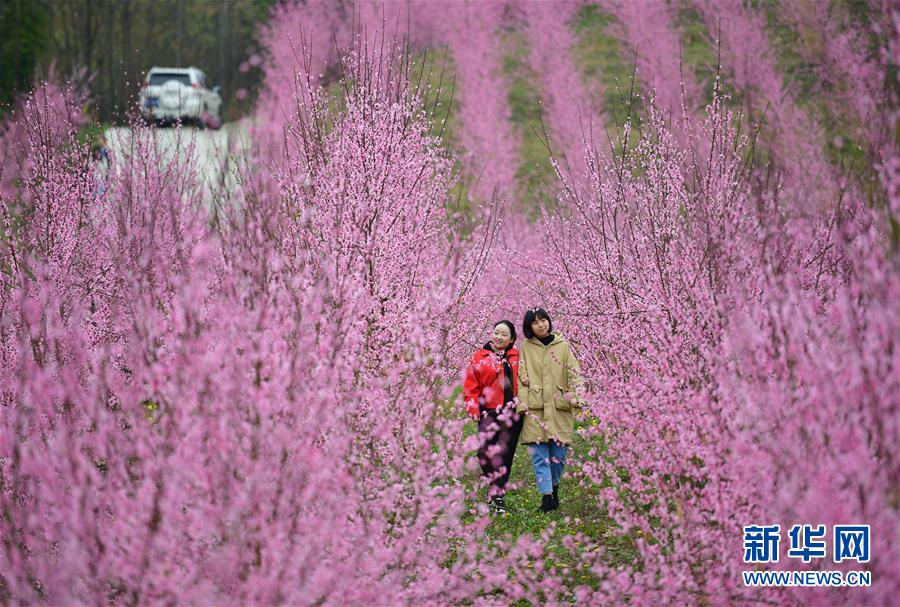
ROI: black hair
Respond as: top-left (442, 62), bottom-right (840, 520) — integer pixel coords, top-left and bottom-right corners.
top-left (493, 319), bottom-right (517, 344)
top-left (523, 307), bottom-right (553, 339)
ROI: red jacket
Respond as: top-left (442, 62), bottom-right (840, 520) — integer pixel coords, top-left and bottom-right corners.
top-left (463, 345), bottom-right (519, 418)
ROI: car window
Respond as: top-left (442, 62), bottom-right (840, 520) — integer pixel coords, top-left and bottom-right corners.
top-left (149, 73), bottom-right (191, 87)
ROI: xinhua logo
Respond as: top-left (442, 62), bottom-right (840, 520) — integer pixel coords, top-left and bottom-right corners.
top-left (743, 524), bottom-right (781, 563)
top-left (741, 524), bottom-right (872, 589)
top-left (742, 524), bottom-right (870, 564)
top-left (834, 525), bottom-right (870, 564)
top-left (787, 524), bottom-right (827, 562)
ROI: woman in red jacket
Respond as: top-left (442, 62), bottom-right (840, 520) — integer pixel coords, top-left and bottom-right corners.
top-left (463, 320), bottom-right (523, 514)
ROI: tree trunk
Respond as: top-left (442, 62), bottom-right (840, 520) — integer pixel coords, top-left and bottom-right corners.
top-left (121, 0), bottom-right (133, 122)
top-left (83, 0), bottom-right (94, 76)
top-left (176, 0), bottom-right (183, 66)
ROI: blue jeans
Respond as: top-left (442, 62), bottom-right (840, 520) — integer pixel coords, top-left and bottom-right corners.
top-left (528, 441), bottom-right (568, 495)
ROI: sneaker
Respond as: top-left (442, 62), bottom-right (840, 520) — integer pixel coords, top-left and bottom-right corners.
top-left (490, 495), bottom-right (508, 514)
top-left (539, 493), bottom-right (556, 513)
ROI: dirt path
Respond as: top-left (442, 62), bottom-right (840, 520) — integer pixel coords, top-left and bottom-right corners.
top-left (105, 121), bottom-right (251, 208)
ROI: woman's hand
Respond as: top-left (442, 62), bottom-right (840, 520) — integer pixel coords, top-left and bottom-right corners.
top-left (521, 376), bottom-right (529, 387)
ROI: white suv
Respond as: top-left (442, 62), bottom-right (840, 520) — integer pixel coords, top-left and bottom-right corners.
top-left (140, 67), bottom-right (223, 128)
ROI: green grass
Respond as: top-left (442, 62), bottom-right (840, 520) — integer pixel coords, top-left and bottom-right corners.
top-left (670, 0), bottom-right (884, 202)
top-left (759, 0), bottom-right (875, 186)
top-left (411, 47), bottom-right (459, 149)
top-left (499, 27), bottom-right (558, 217)
top-left (410, 47), bottom-right (480, 224)
top-left (77, 121), bottom-right (113, 150)
top-left (457, 417), bottom-right (640, 600)
top-left (672, 0), bottom-right (722, 108)
top-left (318, 49), bottom-right (478, 225)
top-left (570, 4), bottom-right (644, 153)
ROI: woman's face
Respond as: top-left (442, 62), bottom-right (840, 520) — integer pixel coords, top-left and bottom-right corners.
top-left (531, 316), bottom-right (550, 339)
top-left (491, 324), bottom-right (513, 350)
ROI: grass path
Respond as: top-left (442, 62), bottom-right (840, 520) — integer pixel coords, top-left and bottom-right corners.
top-left (458, 416), bottom-right (639, 598)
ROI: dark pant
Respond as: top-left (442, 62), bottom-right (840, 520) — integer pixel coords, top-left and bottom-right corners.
top-left (477, 406), bottom-right (524, 497)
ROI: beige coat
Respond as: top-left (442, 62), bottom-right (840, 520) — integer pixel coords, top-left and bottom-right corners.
top-left (516, 332), bottom-right (583, 444)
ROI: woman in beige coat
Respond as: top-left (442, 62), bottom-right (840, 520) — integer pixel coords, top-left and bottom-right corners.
top-left (516, 307), bottom-right (583, 512)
